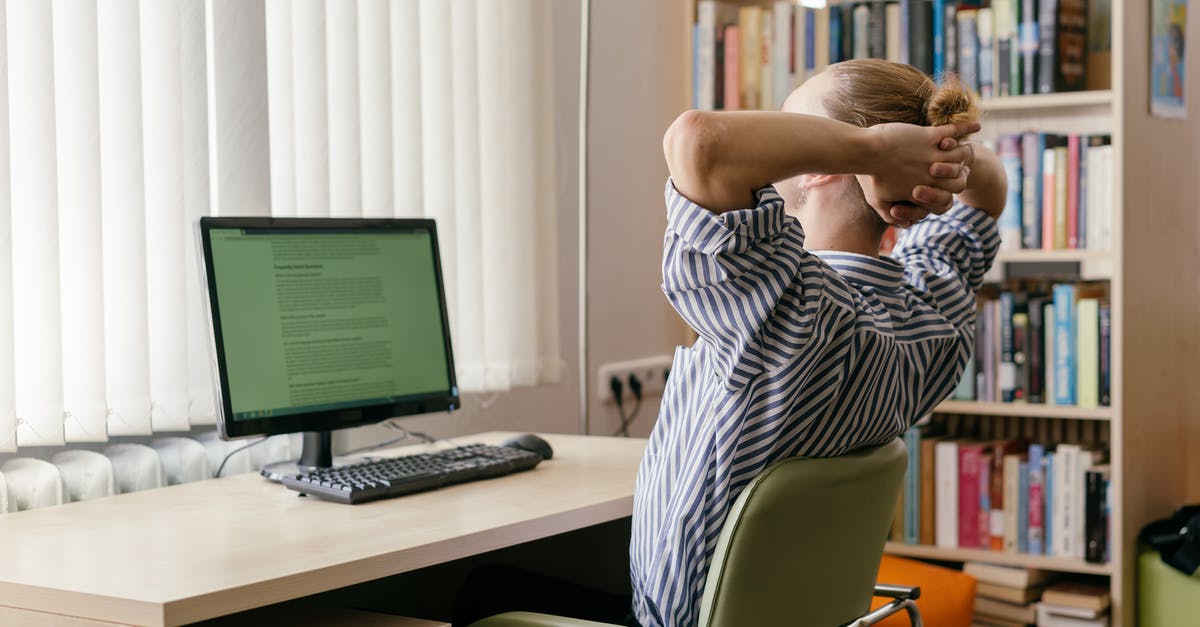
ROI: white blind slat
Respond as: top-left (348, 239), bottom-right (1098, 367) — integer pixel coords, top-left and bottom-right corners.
top-left (10, 0), bottom-right (66, 445)
top-left (182, 0), bottom-right (215, 425)
top-left (389, 0), bottom-right (422, 219)
top-left (99, 0), bottom-right (152, 436)
top-left (291, 0), bottom-right (329, 216)
top-left (326, 0), bottom-right (361, 217)
top-left (141, 0), bottom-right (190, 432)
top-left (53, 0), bottom-right (108, 441)
top-left (265, 0), bottom-right (296, 216)
top-left (358, 0), bottom-right (391, 218)
top-left (449, 0), bottom-right (483, 390)
top-left (0, 0), bottom-right (16, 452)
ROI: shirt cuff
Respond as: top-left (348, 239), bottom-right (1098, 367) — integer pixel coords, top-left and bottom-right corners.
top-left (664, 179), bottom-right (791, 255)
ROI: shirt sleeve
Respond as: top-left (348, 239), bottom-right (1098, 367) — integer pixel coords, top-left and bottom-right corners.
top-left (661, 179), bottom-right (855, 392)
top-left (892, 202), bottom-right (1001, 331)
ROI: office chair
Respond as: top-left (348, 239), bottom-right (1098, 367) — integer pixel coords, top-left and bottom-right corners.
top-left (470, 439), bottom-right (920, 627)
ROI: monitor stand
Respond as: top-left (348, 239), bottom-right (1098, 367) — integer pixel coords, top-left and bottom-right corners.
top-left (259, 431), bottom-right (366, 483)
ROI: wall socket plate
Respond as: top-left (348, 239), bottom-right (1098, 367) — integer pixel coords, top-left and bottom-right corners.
top-left (597, 355), bottom-right (674, 402)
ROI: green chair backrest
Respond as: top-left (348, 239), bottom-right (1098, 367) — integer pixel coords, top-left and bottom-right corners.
top-left (696, 439), bottom-right (908, 627)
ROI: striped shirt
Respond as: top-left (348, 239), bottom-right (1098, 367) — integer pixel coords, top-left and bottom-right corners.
top-left (630, 181), bottom-right (1000, 627)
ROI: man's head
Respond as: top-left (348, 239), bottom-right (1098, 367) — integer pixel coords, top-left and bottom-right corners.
top-left (776, 60), bottom-right (978, 249)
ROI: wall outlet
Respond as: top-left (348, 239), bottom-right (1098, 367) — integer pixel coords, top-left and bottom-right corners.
top-left (597, 355), bottom-right (674, 402)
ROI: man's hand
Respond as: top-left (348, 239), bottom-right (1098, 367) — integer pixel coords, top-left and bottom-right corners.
top-left (857, 121), bottom-right (980, 227)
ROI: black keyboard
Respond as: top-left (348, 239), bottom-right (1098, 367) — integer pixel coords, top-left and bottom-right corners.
top-left (281, 443), bottom-right (543, 504)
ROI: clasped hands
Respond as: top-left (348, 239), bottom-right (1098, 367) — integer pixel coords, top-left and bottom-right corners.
top-left (857, 120), bottom-right (982, 229)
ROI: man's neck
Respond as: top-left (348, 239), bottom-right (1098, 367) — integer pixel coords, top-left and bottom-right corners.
top-left (791, 205), bottom-right (885, 257)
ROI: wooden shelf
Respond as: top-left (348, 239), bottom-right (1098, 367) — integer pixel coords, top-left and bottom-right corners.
top-left (981, 91), bottom-right (1114, 111)
top-left (995, 249), bottom-right (1112, 264)
top-left (934, 401), bottom-right (1112, 421)
top-left (885, 542), bottom-right (1113, 576)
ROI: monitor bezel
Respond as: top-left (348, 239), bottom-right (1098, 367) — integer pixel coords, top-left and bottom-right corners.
top-left (198, 216), bottom-right (460, 441)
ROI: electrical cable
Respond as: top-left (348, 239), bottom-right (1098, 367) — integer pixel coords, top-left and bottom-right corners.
top-left (215, 437), bottom-right (270, 478)
top-left (613, 374), bottom-right (644, 437)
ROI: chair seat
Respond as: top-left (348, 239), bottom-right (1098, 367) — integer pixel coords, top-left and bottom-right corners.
top-left (869, 555), bottom-right (975, 627)
top-left (468, 611), bottom-right (618, 627)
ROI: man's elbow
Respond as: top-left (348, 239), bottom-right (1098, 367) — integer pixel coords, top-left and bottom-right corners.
top-left (663, 110), bottom-right (721, 184)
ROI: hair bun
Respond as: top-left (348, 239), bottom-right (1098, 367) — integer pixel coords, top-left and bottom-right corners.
top-left (925, 74), bottom-right (979, 126)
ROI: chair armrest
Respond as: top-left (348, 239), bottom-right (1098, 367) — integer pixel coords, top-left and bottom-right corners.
top-left (873, 583), bottom-right (921, 600)
top-left (468, 612), bottom-right (622, 627)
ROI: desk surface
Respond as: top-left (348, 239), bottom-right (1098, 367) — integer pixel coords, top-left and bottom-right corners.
top-left (0, 432), bottom-right (647, 627)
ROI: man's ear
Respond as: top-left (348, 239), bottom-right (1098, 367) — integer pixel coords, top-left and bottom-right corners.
top-left (799, 173), bottom-right (839, 189)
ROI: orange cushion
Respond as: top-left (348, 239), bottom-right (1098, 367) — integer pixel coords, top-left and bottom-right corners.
top-left (869, 555), bottom-right (976, 627)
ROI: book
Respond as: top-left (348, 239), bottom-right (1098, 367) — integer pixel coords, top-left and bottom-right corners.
top-left (977, 581), bottom-right (1045, 604)
top-left (1017, 459), bottom-right (1030, 553)
top-left (1052, 284), bottom-right (1077, 406)
top-left (853, 3), bottom-right (871, 60)
top-left (714, 21), bottom-right (726, 109)
top-left (1019, 0), bottom-right (1039, 94)
top-left (739, 6), bottom-right (762, 110)
top-left (1044, 450), bottom-right (1055, 554)
top-left (935, 439), bottom-right (960, 548)
top-left (957, 9), bottom-right (979, 93)
top-left (943, 2), bottom-right (959, 75)
top-left (1067, 135), bottom-right (1081, 249)
top-left (964, 562), bottom-right (1054, 588)
top-left (993, 0), bottom-right (1013, 95)
top-left (1085, 0), bottom-right (1112, 90)
top-left (1001, 453), bottom-right (1021, 552)
top-left (696, 1), bottom-right (718, 110)
top-left (1098, 301), bottom-right (1111, 406)
top-left (1041, 582), bottom-right (1111, 611)
top-left (1027, 443), bottom-right (1046, 554)
top-left (885, 2), bottom-right (902, 62)
top-left (996, 135), bottom-right (1023, 250)
top-left (932, 0), bottom-right (948, 75)
top-left (1084, 465), bottom-right (1110, 562)
top-left (813, 6), bottom-right (831, 74)
top-left (1025, 296), bottom-right (1046, 403)
top-left (793, 5), bottom-right (811, 87)
top-left (1053, 144), bottom-right (1068, 249)
top-left (991, 439), bottom-right (1027, 550)
top-left (1020, 131), bottom-right (1043, 249)
top-left (1038, 0), bottom-right (1089, 92)
top-left (908, 0), bottom-right (934, 74)
top-left (759, 8), bottom-right (774, 111)
top-left (977, 8), bottom-right (994, 97)
top-left (959, 442), bottom-right (985, 548)
top-left (724, 25), bottom-right (741, 110)
top-left (1035, 602), bottom-right (1109, 626)
top-left (904, 425), bottom-right (922, 544)
top-left (868, 0), bottom-right (888, 60)
top-left (920, 435), bottom-right (941, 545)
top-left (1076, 297), bottom-right (1100, 408)
top-left (772, 2), bottom-right (793, 110)
top-left (1012, 311), bottom-right (1028, 402)
top-left (829, 3), bottom-right (843, 64)
top-left (974, 596), bottom-right (1038, 624)
top-left (1043, 301), bottom-right (1055, 406)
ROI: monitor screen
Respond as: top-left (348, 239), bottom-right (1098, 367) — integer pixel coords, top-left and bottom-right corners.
top-left (199, 217), bottom-right (459, 441)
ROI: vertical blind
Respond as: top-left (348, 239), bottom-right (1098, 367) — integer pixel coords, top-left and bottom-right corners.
top-left (0, 0), bottom-right (562, 452)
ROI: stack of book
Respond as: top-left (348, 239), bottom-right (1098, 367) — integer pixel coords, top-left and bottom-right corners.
top-left (1037, 581), bottom-right (1111, 626)
top-left (966, 561), bottom-right (1051, 626)
top-left (955, 281), bottom-right (1113, 410)
top-left (691, 0), bottom-right (1113, 111)
top-left (993, 133), bottom-right (1115, 253)
top-left (891, 424), bottom-right (1112, 564)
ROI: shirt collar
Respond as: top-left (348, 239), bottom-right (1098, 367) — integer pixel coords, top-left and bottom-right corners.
top-left (809, 250), bottom-right (906, 290)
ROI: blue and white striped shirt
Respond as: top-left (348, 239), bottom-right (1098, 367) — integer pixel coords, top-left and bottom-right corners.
top-left (630, 181), bottom-right (1000, 627)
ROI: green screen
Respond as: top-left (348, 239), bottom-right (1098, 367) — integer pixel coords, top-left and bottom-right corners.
top-left (208, 228), bottom-right (452, 420)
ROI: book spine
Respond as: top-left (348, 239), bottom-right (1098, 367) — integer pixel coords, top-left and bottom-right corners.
top-left (805, 9), bottom-right (816, 78)
top-left (899, 0), bottom-right (911, 65)
top-left (995, 0), bottom-right (1012, 95)
top-left (957, 10), bottom-right (979, 93)
top-left (1053, 283), bottom-right (1077, 405)
top-left (905, 426), bottom-right (921, 544)
top-left (932, 0), bottom-right (946, 75)
top-left (999, 292), bottom-right (1016, 401)
top-left (1037, 0), bottom-right (1058, 93)
top-left (1002, 454), bottom-right (1019, 552)
top-left (1076, 298), bottom-right (1100, 408)
top-left (886, 2), bottom-right (902, 62)
top-left (977, 8), bottom-right (994, 98)
top-left (760, 9), bottom-right (774, 111)
top-left (910, 0), bottom-right (934, 75)
top-left (935, 440), bottom-right (959, 548)
top-left (740, 7), bottom-right (762, 109)
top-left (1021, 131), bottom-right (1042, 249)
top-left (958, 444), bottom-right (982, 548)
top-left (1057, 0), bottom-right (1089, 91)
top-left (773, 2), bottom-right (793, 110)
top-left (1012, 311), bottom-right (1028, 401)
top-left (829, 4), bottom-right (843, 64)
top-left (1026, 298), bottom-right (1044, 403)
top-left (1067, 134), bottom-right (1081, 249)
top-left (1017, 459), bottom-right (1030, 553)
top-left (1084, 468), bottom-right (1107, 562)
top-left (854, 4), bottom-right (871, 59)
top-left (1044, 301), bottom-right (1055, 405)
top-left (693, 23), bottom-right (702, 109)
top-left (997, 136), bottom-right (1023, 250)
top-left (840, 0), bottom-right (855, 62)
top-left (1099, 301), bottom-right (1111, 406)
top-left (944, 3), bottom-right (958, 75)
top-left (978, 453), bottom-right (991, 551)
top-left (1041, 145), bottom-right (1056, 250)
top-left (1055, 444), bottom-right (1079, 557)
top-left (1009, 0), bottom-right (1021, 95)
top-left (724, 25), bottom-right (741, 110)
top-left (1028, 443), bottom-right (1045, 554)
top-left (920, 437), bottom-right (938, 544)
top-left (814, 8), bottom-right (830, 73)
top-left (1078, 135), bottom-right (1089, 249)
top-left (696, 2), bottom-right (718, 110)
top-left (869, 1), bottom-right (888, 59)
top-left (1044, 450), bottom-right (1055, 555)
top-left (1019, 0), bottom-right (1038, 94)
top-left (714, 23), bottom-right (726, 109)
top-left (1053, 145), bottom-right (1069, 249)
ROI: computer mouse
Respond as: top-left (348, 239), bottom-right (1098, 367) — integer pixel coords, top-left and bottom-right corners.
top-left (501, 433), bottom-right (553, 461)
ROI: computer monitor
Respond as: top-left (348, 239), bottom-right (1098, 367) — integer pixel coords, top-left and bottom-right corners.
top-left (198, 217), bottom-right (460, 478)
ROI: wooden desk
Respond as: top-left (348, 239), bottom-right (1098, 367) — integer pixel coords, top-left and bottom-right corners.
top-left (0, 432), bottom-right (646, 626)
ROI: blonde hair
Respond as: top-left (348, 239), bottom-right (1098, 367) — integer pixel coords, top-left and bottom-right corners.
top-left (820, 59), bottom-right (979, 128)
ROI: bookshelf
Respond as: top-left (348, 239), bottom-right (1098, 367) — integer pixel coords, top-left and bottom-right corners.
top-left (682, 2), bottom-right (1200, 626)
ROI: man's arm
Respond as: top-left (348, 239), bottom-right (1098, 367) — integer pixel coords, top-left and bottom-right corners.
top-left (662, 109), bottom-right (980, 214)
